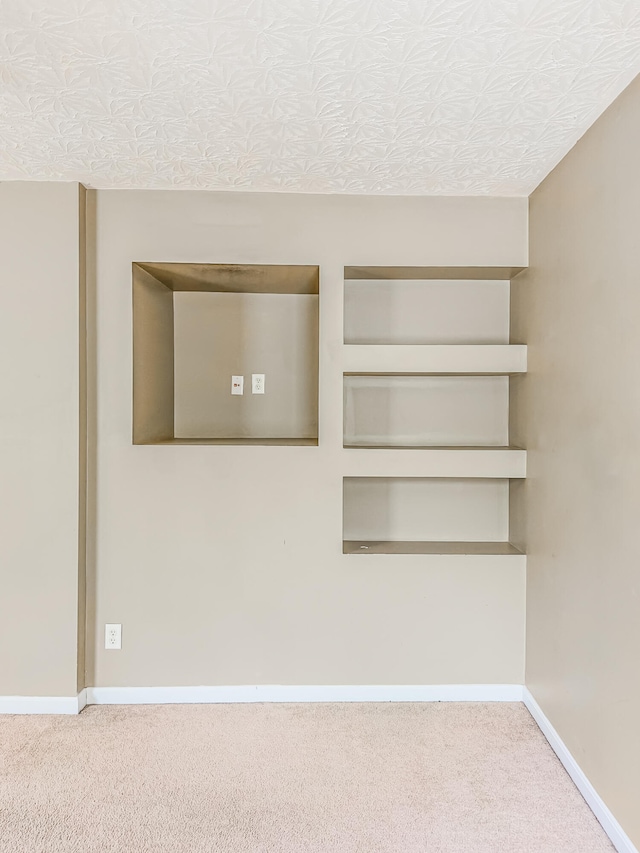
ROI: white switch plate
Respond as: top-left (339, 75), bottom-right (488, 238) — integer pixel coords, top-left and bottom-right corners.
top-left (231, 375), bottom-right (244, 395)
top-left (252, 374), bottom-right (265, 394)
top-left (105, 623), bottom-right (122, 650)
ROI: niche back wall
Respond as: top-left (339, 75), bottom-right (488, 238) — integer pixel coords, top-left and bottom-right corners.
top-left (89, 190), bottom-right (527, 688)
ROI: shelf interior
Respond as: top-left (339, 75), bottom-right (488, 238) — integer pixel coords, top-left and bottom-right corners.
top-left (343, 477), bottom-right (510, 544)
top-left (344, 277), bottom-right (510, 345)
top-left (344, 374), bottom-right (509, 448)
top-left (133, 263), bottom-right (320, 445)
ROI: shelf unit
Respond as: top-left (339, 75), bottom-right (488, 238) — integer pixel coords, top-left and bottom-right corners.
top-left (341, 265), bottom-right (526, 556)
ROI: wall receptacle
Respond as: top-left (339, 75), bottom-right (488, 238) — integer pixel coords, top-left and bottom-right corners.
top-left (105, 623), bottom-right (122, 650)
top-left (231, 375), bottom-right (244, 395)
top-left (252, 374), bottom-right (265, 394)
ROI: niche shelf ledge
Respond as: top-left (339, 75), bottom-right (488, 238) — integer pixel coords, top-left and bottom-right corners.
top-left (343, 540), bottom-right (525, 556)
top-left (148, 437), bottom-right (318, 447)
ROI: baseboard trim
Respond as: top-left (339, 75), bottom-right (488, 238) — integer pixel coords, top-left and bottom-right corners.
top-left (0, 684), bottom-right (524, 714)
top-left (523, 688), bottom-right (637, 853)
top-left (0, 691), bottom-right (86, 715)
top-left (86, 683), bottom-right (524, 705)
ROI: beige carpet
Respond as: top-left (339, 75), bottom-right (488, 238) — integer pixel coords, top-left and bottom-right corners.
top-left (0, 702), bottom-right (613, 852)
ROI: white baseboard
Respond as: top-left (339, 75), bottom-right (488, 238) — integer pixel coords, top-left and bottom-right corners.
top-left (0, 689), bottom-right (87, 715)
top-left (86, 683), bottom-right (524, 705)
top-left (523, 688), bottom-right (637, 853)
top-left (0, 684), bottom-right (523, 714)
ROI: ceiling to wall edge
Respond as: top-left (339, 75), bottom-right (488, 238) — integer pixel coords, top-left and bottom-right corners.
top-left (522, 64), bottom-right (640, 197)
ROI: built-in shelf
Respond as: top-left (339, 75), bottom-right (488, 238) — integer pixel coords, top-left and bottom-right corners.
top-left (344, 266), bottom-right (525, 281)
top-left (343, 345), bottom-right (527, 375)
top-left (341, 264), bottom-right (526, 558)
top-left (342, 448), bottom-right (526, 479)
top-left (343, 540), bottom-right (524, 556)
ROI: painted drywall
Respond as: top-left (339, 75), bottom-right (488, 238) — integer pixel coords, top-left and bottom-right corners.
top-left (132, 266), bottom-right (174, 444)
top-left (511, 75), bottom-right (640, 847)
top-left (89, 191), bottom-right (527, 688)
top-left (344, 279), bottom-right (510, 344)
top-left (173, 292), bottom-right (318, 440)
top-left (0, 182), bottom-right (86, 697)
top-left (344, 375), bottom-right (509, 447)
top-left (343, 478), bottom-right (509, 543)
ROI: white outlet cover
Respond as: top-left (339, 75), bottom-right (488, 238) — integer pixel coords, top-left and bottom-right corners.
top-left (252, 374), bottom-right (265, 394)
top-left (231, 375), bottom-right (244, 395)
top-left (105, 623), bottom-right (122, 650)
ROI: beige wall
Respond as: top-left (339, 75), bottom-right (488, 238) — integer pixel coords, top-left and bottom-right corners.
top-left (344, 278), bottom-right (510, 345)
top-left (132, 266), bottom-right (175, 444)
top-left (344, 375), bottom-right (509, 447)
top-left (343, 478), bottom-right (510, 543)
top-left (90, 191), bottom-right (527, 688)
top-left (511, 75), bottom-right (640, 847)
top-left (173, 292), bottom-right (318, 440)
top-left (0, 182), bottom-right (87, 697)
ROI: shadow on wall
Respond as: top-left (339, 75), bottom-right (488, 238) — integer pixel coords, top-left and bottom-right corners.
top-left (84, 189), bottom-right (98, 689)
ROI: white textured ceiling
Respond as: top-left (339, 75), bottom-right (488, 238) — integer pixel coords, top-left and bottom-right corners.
top-left (2, 0), bottom-right (640, 195)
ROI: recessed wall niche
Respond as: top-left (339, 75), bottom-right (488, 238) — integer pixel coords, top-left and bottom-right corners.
top-left (132, 263), bottom-right (319, 445)
top-left (343, 476), bottom-right (522, 555)
top-left (343, 266), bottom-right (522, 345)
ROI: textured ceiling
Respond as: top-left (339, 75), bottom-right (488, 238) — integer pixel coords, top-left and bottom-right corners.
top-left (2, 0), bottom-right (640, 195)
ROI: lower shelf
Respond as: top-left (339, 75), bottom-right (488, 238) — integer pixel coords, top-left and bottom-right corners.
top-left (343, 540), bottom-right (524, 556)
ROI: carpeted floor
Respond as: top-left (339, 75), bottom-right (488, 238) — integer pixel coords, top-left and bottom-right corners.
top-left (0, 702), bottom-right (614, 852)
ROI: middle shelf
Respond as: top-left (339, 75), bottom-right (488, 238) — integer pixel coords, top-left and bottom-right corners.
top-left (343, 344), bottom-right (527, 375)
top-left (342, 447), bottom-right (526, 479)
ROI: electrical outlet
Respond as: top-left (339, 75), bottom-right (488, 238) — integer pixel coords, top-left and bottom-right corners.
top-left (231, 375), bottom-right (244, 395)
top-left (105, 623), bottom-right (122, 650)
top-left (252, 373), bottom-right (265, 394)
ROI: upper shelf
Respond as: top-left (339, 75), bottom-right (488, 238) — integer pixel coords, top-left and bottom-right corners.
top-left (343, 345), bottom-right (527, 375)
top-left (344, 266), bottom-right (525, 280)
